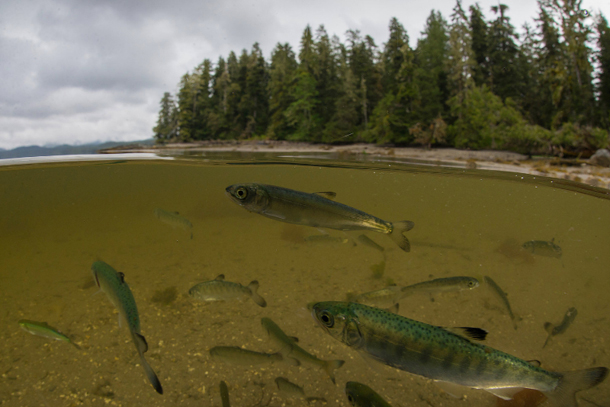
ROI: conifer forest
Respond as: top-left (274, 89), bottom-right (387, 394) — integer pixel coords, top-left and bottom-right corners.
top-left (154, 0), bottom-right (610, 156)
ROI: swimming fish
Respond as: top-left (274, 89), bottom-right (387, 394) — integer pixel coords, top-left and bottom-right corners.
top-left (219, 381), bottom-right (230, 407)
top-left (345, 381), bottom-right (392, 407)
top-left (225, 183), bottom-right (415, 252)
top-left (189, 274), bottom-right (267, 307)
top-left (484, 276), bottom-right (518, 329)
top-left (401, 276), bottom-right (479, 297)
top-left (311, 301), bottom-right (608, 406)
top-left (353, 286), bottom-right (405, 309)
top-left (522, 239), bottom-right (562, 258)
top-left (304, 234), bottom-right (351, 245)
top-left (18, 320), bottom-right (80, 349)
top-left (209, 346), bottom-right (288, 366)
top-left (154, 208), bottom-right (193, 239)
top-left (543, 307), bottom-right (578, 348)
top-left (356, 235), bottom-right (385, 253)
top-left (275, 377), bottom-right (326, 403)
top-left (260, 317), bottom-right (344, 384)
top-left (91, 261), bottom-right (163, 395)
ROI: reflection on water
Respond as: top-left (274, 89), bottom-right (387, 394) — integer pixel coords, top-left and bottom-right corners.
top-left (0, 152), bottom-right (608, 406)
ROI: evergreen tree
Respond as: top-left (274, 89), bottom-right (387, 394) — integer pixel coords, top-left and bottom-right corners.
top-left (469, 4), bottom-right (490, 87)
top-left (177, 73), bottom-right (196, 141)
top-left (238, 43), bottom-right (269, 138)
top-left (314, 26), bottom-right (339, 130)
top-left (267, 43), bottom-right (298, 139)
top-left (380, 18), bottom-right (409, 95)
top-left (596, 15), bottom-right (610, 128)
top-left (191, 59), bottom-right (212, 140)
top-left (324, 50), bottom-right (360, 139)
top-left (208, 57), bottom-right (230, 138)
top-left (414, 10), bottom-right (450, 127)
top-left (153, 92), bottom-right (178, 142)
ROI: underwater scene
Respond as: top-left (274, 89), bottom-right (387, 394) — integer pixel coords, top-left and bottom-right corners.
top-left (0, 152), bottom-right (608, 407)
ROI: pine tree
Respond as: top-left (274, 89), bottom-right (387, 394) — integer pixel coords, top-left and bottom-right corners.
top-left (153, 92), bottom-right (178, 142)
top-left (177, 73), bottom-right (196, 141)
top-left (596, 14), bottom-right (610, 129)
top-left (267, 43), bottom-right (298, 139)
top-left (191, 59), bottom-right (212, 140)
top-left (239, 43), bottom-right (269, 138)
top-left (469, 4), bottom-right (490, 87)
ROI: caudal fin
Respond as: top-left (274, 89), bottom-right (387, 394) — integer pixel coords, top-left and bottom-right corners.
top-left (545, 367), bottom-right (608, 407)
top-left (324, 359), bottom-right (346, 385)
top-left (388, 221), bottom-right (415, 252)
top-left (248, 280), bottom-right (267, 308)
top-left (132, 332), bottom-right (163, 395)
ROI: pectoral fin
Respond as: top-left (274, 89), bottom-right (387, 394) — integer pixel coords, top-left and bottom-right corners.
top-left (313, 192), bottom-right (337, 200)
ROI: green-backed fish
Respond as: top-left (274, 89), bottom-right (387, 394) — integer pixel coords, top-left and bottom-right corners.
top-left (209, 346), bottom-right (294, 366)
top-left (219, 381), bottom-right (230, 407)
top-left (188, 274), bottom-right (267, 307)
top-left (154, 208), bottom-right (193, 239)
top-left (261, 317), bottom-right (345, 384)
top-left (91, 261), bottom-right (163, 395)
top-left (275, 377), bottom-right (326, 403)
top-left (312, 301), bottom-right (608, 407)
top-left (345, 381), bottom-right (392, 407)
top-left (484, 276), bottom-right (518, 329)
top-left (522, 239), bottom-right (562, 258)
top-left (401, 276), bottom-right (479, 297)
top-left (18, 320), bottom-right (80, 349)
top-left (225, 183), bottom-right (415, 252)
top-left (543, 307), bottom-right (578, 348)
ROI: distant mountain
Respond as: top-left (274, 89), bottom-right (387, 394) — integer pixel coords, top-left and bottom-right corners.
top-left (0, 139), bottom-right (155, 159)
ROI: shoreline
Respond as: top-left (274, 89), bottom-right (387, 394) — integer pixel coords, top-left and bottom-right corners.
top-left (100, 140), bottom-right (610, 189)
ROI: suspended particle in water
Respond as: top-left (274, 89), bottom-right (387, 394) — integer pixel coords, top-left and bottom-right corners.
top-left (583, 9), bottom-right (589, 17)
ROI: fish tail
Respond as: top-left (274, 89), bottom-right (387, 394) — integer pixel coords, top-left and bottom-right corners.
top-left (247, 280), bottom-right (267, 308)
top-left (131, 332), bottom-right (163, 395)
top-left (323, 359), bottom-right (345, 385)
top-left (545, 367), bottom-right (608, 407)
top-left (388, 220), bottom-right (415, 252)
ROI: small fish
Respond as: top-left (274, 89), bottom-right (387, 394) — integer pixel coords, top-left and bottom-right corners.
top-left (18, 320), bottom-right (80, 349)
top-left (543, 307), bottom-right (578, 348)
top-left (209, 346), bottom-right (286, 366)
top-left (484, 276), bottom-right (518, 329)
top-left (275, 377), bottom-right (327, 403)
top-left (401, 276), bottom-right (479, 297)
top-left (261, 317), bottom-right (344, 384)
top-left (226, 183), bottom-right (415, 252)
top-left (312, 301), bottom-right (608, 406)
top-left (154, 208), bottom-right (193, 239)
top-left (219, 381), bottom-right (230, 407)
top-left (91, 261), bottom-right (163, 394)
top-left (345, 381), bottom-right (392, 407)
top-left (353, 286), bottom-right (405, 309)
top-left (357, 235), bottom-right (385, 253)
top-left (304, 234), bottom-right (351, 244)
top-left (522, 239), bottom-right (562, 258)
top-left (189, 274), bottom-right (266, 307)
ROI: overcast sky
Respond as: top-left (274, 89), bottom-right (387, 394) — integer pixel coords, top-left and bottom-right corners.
top-left (1, 0), bottom-right (608, 150)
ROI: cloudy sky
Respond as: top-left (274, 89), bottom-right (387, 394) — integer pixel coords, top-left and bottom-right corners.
top-left (1, 0), bottom-right (608, 150)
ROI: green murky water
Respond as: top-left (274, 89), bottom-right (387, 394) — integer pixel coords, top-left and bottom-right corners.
top-left (0, 152), bottom-right (608, 407)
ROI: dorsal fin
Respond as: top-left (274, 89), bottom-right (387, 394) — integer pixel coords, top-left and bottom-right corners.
top-left (215, 274), bottom-right (225, 281)
top-left (385, 303), bottom-right (399, 314)
top-left (443, 327), bottom-right (488, 341)
top-left (313, 192), bottom-right (337, 200)
top-left (527, 359), bottom-right (541, 367)
top-left (118, 272), bottom-right (125, 283)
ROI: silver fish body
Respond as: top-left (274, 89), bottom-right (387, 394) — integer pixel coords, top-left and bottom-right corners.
top-left (226, 183), bottom-right (414, 252)
top-left (543, 307), bottom-right (578, 348)
top-left (91, 261), bottom-right (163, 395)
top-left (189, 274), bottom-right (266, 307)
top-left (353, 286), bottom-right (404, 309)
top-left (401, 276), bottom-right (479, 297)
top-left (209, 346), bottom-right (283, 365)
top-left (484, 275), bottom-right (518, 329)
top-left (312, 301), bottom-right (607, 406)
top-left (19, 320), bottom-right (79, 349)
top-left (154, 208), bottom-right (193, 239)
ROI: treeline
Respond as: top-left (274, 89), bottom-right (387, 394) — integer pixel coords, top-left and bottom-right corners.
top-left (154, 0), bottom-right (610, 155)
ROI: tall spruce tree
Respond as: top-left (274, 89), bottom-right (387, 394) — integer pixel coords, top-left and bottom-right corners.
top-left (469, 4), bottom-right (490, 87)
top-left (596, 15), bottom-right (610, 129)
top-left (153, 92), bottom-right (178, 142)
top-left (267, 43), bottom-right (298, 139)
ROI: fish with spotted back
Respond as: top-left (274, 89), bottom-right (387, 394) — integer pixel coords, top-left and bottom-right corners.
top-left (311, 301), bottom-right (607, 406)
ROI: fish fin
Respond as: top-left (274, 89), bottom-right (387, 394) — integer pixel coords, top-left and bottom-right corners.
top-left (190, 231), bottom-right (193, 240)
top-left (263, 209), bottom-right (286, 220)
top-left (388, 221), bottom-right (415, 252)
top-left (118, 272), bottom-right (126, 284)
top-left (132, 332), bottom-right (149, 354)
top-left (71, 341), bottom-right (82, 350)
top-left (313, 192), bottom-right (337, 200)
top-left (289, 336), bottom-right (299, 343)
top-left (544, 367), bottom-right (608, 407)
top-left (442, 327), bottom-right (488, 341)
top-left (284, 356), bottom-right (301, 366)
top-left (486, 387), bottom-right (523, 400)
top-left (543, 334), bottom-right (552, 348)
top-left (323, 359), bottom-right (345, 385)
top-left (130, 332), bottom-right (163, 394)
top-left (527, 359), bottom-right (542, 367)
top-left (385, 303), bottom-right (399, 314)
top-left (434, 380), bottom-right (466, 398)
top-left (247, 280), bottom-right (267, 308)
top-left (215, 274), bottom-right (225, 281)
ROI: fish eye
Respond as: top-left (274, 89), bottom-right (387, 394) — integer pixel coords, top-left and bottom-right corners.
top-left (347, 394), bottom-right (355, 405)
top-left (319, 311), bottom-right (334, 328)
top-left (235, 187), bottom-right (248, 200)
top-left (469, 281), bottom-right (476, 287)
